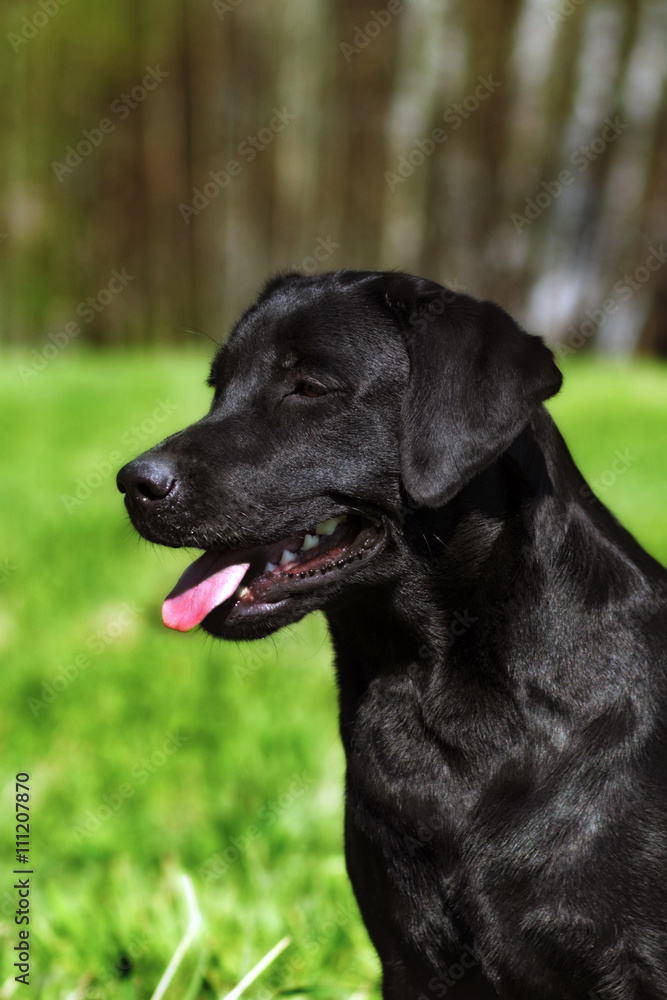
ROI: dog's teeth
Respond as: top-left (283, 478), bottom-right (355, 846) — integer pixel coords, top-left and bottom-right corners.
top-left (315, 515), bottom-right (346, 536)
top-left (264, 561), bottom-right (276, 573)
top-left (301, 533), bottom-right (320, 551)
top-left (239, 586), bottom-right (250, 597)
top-left (280, 549), bottom-right (297, 565)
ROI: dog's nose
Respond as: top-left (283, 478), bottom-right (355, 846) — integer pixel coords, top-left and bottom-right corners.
top-left (116, 458), bottom-right (176, 505)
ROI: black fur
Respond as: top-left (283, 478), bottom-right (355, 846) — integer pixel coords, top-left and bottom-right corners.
top-left (117, 270), bottom-right (667, 998)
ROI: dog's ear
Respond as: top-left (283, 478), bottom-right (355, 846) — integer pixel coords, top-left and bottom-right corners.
top-left (367, 273), bottom-right (562, 508)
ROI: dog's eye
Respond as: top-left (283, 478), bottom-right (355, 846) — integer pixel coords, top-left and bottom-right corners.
top-left (292, 379), bottom-right (328, 399)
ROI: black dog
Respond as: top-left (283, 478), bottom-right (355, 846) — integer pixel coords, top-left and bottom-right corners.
top-left (117, 270), bottom-right (667, 999)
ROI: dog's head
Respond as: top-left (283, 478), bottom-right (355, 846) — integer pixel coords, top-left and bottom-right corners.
top-left (117, 270), bottom-right (561, 639)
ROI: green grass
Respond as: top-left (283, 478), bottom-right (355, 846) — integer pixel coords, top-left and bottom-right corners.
top-left (0, 349), bottom-right (665, 999)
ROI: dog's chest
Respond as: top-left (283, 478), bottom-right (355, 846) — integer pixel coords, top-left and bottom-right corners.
top-left (345, 673), bottom-right (470, 913)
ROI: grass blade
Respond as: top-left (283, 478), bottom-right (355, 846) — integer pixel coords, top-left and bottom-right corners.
top-left (150, 874), bottom-right (203, 1000)
top-left (222, 936), bottom-right (292, 1000)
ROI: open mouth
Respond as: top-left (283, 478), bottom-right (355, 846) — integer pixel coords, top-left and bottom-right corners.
top-left (162, 514), bottom-right (384, 632)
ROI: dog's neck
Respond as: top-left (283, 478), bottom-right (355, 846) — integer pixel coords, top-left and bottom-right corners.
top-left (328, 410), bottom-right (557, 665)
top-left (326, 407), bottom-right (656, 754)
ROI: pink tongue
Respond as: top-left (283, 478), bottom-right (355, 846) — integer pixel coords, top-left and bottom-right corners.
top-left (162, 552), bottom-right (250, 632)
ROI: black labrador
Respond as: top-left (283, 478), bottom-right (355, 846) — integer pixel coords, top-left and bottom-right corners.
top-left (117, 270), bottom-right (667, 999)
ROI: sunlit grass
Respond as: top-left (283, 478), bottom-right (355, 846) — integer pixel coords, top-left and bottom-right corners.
top-left (0, 349), bottom-right (665, 998)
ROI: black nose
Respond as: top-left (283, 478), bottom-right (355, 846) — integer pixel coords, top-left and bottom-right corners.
top-left (116, 458), bottom-right (176, 506)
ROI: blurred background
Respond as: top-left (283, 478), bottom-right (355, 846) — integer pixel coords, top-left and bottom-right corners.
top-left (1, 1), bottom-right (666, 998)
top-left (2, 0), bottom-right (667, 352)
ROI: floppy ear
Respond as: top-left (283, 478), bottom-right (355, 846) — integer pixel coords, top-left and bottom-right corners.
top-left (368, 273), bottom-right (563, 508)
